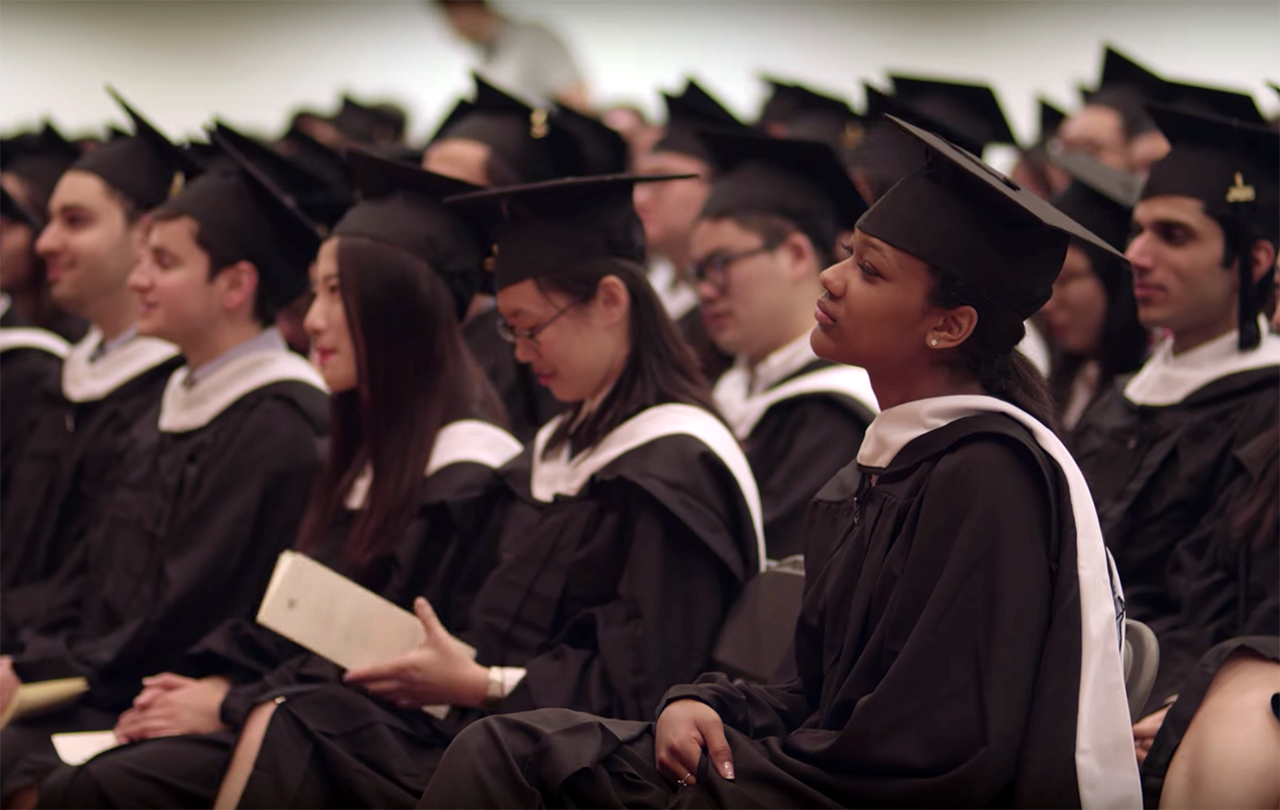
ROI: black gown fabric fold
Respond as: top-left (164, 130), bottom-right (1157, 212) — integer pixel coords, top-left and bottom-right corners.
top-left (1072, 368), bottom-right (1277, 627)
top-left (0, 354), bottom-right (179, 632)
top-left (37, 456), bottom-right (513, 809)
top-left (0, 310), bottom-right (65, 503)
top-left (236, 426), bottom-right (759, 808)
top-left (420, 414), bottom-right (1093, 809)
top-left (0, 381), bottom-right (327, 796)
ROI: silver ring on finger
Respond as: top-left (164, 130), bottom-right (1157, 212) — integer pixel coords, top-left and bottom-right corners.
top-left (678, 771), bottom-right (692, 787)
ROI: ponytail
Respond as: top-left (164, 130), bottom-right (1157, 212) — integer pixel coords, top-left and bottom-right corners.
top-left (928, 265), bottom-right (1061, 432)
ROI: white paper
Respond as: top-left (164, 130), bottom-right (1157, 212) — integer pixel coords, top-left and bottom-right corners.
top-left (256, 551), bottom-right (474, 720)
top-left (51, 730), bottom-right (121, 766)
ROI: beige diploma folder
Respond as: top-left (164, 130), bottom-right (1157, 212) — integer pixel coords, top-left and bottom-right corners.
top-left (255, 550), bottom-right (473, 718)
top-left (1, 676), bottom-right (89, 729)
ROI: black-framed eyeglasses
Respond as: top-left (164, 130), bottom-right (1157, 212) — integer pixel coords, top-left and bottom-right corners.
top-left (496, 302), bottom-right (576, 346)
top-left (692, 241), bottom-right (782, 291)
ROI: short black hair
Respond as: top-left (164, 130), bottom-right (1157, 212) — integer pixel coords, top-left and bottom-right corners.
top-left (149, 208), bottom-right (277, 326)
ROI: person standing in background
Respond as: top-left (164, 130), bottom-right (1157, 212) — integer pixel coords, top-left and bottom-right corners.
top-left (435, 0), bottom-right (590, 111)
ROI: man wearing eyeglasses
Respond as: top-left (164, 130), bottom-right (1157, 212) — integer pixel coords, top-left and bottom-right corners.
top-left (691, 132), bottom-right (878, 561)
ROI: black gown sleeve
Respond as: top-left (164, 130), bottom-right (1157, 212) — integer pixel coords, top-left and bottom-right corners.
top-left (498, 486), bottom-right (737, 722)
top-left (11, 399), bottom-right (321, 701)
top-left (659, 674), bottom-right (812, 739)
top-left (661, 438), bottom-right (1055, 805)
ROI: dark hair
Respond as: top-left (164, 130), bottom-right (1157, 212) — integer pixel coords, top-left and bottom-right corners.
top-left (1049, 239), bottom-right (1149, 417)
top-left (928, 266), bottom-right (1060, 430)
top-left (148, 208), bottom-right (277, 325)
top-left (715, 212), bottom-right (835, 268)
top-left (1216, 212), bottom-right (1278, 349)
top-left (297, 236), bottom-right (506, 574)
top-left (536, 258), bottom-right (721, 456)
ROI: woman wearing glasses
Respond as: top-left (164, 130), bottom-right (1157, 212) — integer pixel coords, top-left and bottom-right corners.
top-left (121, 173), bottom-right (764, 809)
top-left (689, 131), bottom-right (878, 561)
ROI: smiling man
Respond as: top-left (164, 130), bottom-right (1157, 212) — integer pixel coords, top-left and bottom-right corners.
top-left (0, 128), bottom-right (331, 802)
top-left (0, 92), bottom-right (184, 622)
top-left (1071, 106), bottom-right (1279, 639)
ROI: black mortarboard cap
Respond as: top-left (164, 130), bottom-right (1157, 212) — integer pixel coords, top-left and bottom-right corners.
top-left (1037, 99), bottom-right (1068, 146)
top-left (654, 79), bottom-right (745, 162)
top-left (71, 87), bottom-right (199, 211)
top-left (435, 74), bottom-right (574, 184)
top-left (447, 173), bottom-right (692, 291)
top-left (0, 123), bottom-right (81, 215)
top-left (551, 105), bottom-right (628, 176)
top-left (889, 74), bottom-right (1016, 153)
top-left (700, 130), bottom-right (867, 253)
top-left (1079, 45), bottom-right (1167, 136)
top-left (846, 84), bottom-right (931, 186)
top-left (857, 116), bottom-right (1126, 319)
top-left (334, 148), bottom-right (488, 321)
top-left (1141, 104), bottom-right (1279, 348)
top-left (1159, 79), bottom-right (1265, 125)
top-left (759, 78), bottom-right (800, 125)
top-left (1050, 150), bottom-right (1141, 252)
top-left (214, 121), bottom-right (354, 228)
top-left (776, 85), bottom-right (864, 160)
top-left (277, 126), bottom-right (354, 201)
top-left (154, 130), bottom-right (323, 309)
top-left (332, 95), bottom-right (407, 145)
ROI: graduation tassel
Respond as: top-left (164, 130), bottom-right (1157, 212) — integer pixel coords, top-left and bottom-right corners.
top-left (1226, 173), bottom-right (1262, 351)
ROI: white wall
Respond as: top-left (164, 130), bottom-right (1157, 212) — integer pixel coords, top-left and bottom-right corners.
top-left (2, 0), bottom-right (1277, 146)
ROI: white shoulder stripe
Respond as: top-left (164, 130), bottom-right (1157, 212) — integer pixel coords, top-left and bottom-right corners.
top-left (715, 364), bottom-right (879, 439)
top-left (426, 419), bottom-right (523, 477)
top-left (158, 350), bottom-right (327, 433)
top-left (0, 327), bottom-right (71, 359)
top-left (62, 328), bottom-right (180, 403)
top-left (345, 420), bottom-right (522, 511)
top-left (530, 403), bottom-right (765, 571)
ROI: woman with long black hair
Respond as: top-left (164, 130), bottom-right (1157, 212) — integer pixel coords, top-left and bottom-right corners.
top-left (37, 151), bottom-right (520, 809)
top-left (1039, 152), bottom-right (1149, 434)
top-left (178, 173), bottom-right (764, 809)
top-left (419, 118), bottom-right (1142, 809)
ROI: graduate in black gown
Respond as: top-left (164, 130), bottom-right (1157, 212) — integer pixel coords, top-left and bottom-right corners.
top-left (423, 73), bottom-right (595, 441)
top-left (35, 149), bottom-right (522, 810)
top-left (0, 290), bottom-right (67, 500)
top-left (419, 117), bottom-right (1143, 810)
top-left (0, 92), bottom-right (184, 628)
top-left (692, 130), bottom-right (877, 559)
top-left (1071, 107), bottom-right (1279, 632)
top-left (634, 79), bottom-right (748, 384)
top-left (0, 126), bottom-right (331, 800)
top-left (0, 124), bottom-right (87, 342)
top-left (207, 173), bottom-right (765, 808)
top-left (1039, 152), bottom-right (1148, 435)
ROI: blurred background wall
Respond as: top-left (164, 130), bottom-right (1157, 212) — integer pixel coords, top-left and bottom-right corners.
top-left (2, 0), bottom-right (1277, 145)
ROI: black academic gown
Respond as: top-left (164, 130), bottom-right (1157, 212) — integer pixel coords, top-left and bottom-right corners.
top-left (721, 358), bottom-right (875, 560)
top-left (36, 422), bottom-right (521, 810)
top-left (0, 331), bottom-right (181, 636)
top-left (462, 306), bottom-right (562, 443)
top-left (233, 405), bottom-right (762, 809)
top-left (0, 310), bottom-right (67, 502)
top-left (0, 363), bottom-right (327, 796)
top-left (419, 410), bottom-right (1140, 809)
top-left (1071, 366), bottom-right (1279, 627)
